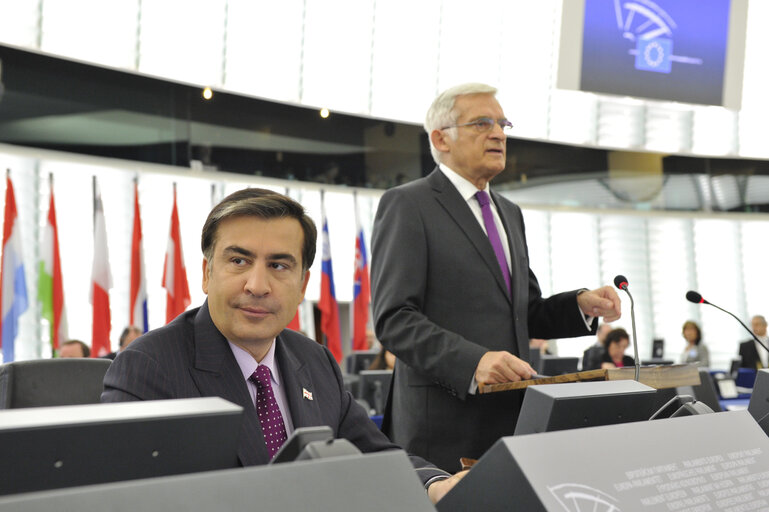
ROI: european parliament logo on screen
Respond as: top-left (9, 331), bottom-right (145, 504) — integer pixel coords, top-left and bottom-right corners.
top-left (580, 0), bottom-right (732, 105)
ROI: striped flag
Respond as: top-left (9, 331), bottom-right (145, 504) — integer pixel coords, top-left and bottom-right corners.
top-left (352, 193), bottom-right (370, 351)
top-left (38, 174), bottom-right (67, 352)
top-left (90, 177), bottom-right (112, 358)
top-left (1, 173), bottom-right (28, 362)
top-left (318, 192), bottom-right (342, 362)
top-left (162, 184), bottom-right (190, 323)
top-left (129, 180), bottom-right (148, 332)
top-left (287, 308), bottom-right (301, 331)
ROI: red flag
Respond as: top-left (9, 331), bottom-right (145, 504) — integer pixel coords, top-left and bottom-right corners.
top-left (90, 177), bottom-right (112, 358)
top-left (129, 180), bottom-right (148, 332)
top-left (162, 184), bottom-right (190, 323)
top-left (287, 308), bottom-right (301, 331)
top-left (352, 195), bottom-right (370, 350)
top-left (318, 193), bottom-right (342, 362)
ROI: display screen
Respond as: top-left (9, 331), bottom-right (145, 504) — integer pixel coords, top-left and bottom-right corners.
top-left (558, 0), bottom-right (746, 108)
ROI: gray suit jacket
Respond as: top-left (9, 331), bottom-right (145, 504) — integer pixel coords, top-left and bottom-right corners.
top-left (102, 301), bottom-right (447, 484)
top-left (371, 168), bottom-right (594, 472)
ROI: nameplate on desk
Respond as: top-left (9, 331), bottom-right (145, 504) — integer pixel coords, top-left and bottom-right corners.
top-left (438, 411), bottom-right (769, 512)
top-left (478, 364), bottom-right (700, 394)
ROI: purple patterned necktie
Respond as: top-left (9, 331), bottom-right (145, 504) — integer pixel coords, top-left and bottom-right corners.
top-left (251, 365), bottom-right (288, 458)
top-left (475, 190), bottom-right (511, 294)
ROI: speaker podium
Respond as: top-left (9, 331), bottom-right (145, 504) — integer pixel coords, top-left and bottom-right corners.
top-left (438, 411), bottom-right (769, 511)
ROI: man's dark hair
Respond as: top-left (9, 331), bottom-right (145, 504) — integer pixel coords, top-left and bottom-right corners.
top-left (604, 328), bottom-right (630, 347)
top-left (201, 188), bottom-right (317, 272)
top-left (119, 325), bottom-right (142, 348)
top-left (61, 339), bottom-right (91, 357)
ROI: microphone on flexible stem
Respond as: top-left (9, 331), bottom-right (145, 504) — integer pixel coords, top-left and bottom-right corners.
top-left (686, 290), bottom-right (769, 355)
top-left (614, 275), bottom-right (641, 382)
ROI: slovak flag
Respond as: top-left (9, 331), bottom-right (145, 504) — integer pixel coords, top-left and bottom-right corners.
top-left (352, 194), bottom-right (370, 351)
top-left (1, 173), bottom-right (28, 362)
top-left (318, 193), bottom-right (343, 362)
top-left (90, 177), bottom-right (112, 358)
top-left (162, 184), bottom-right (190, 323)
top-left (129, 180), bottom-right (148, 332)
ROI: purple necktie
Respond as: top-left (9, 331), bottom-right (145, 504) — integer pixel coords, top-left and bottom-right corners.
top-left (475, 190), bottom-right (511, 294)
top-left (251, 365), bottom-right (288, 458)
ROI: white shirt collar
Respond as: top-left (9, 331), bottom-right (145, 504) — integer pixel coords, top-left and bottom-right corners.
top-left (228, 338), bottom-right (281, 386)
top-left (438, 163), bottom-right (489, 201)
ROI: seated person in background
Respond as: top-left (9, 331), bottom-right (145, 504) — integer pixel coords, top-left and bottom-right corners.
top-left (680, 320), bottom-right (710, 367)
top-left (582, 323), bottom-right (612, 370)
top-left (58, 339), bottom-right (90, 358)
top-left (368, 346), bottom-right (396, 370)
top-left (601, 328), bottom-right (634, 369)
top-left (101, 188), bottom-right (462, 503)
top-left (529, 338), bottom-right (552, 356)
top-left (739, 315), bottom-right (769, 369)
top-left (104, 325), bottom-right (142, 360)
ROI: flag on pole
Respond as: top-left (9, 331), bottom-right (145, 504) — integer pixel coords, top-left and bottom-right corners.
top-left (38, 174), bottom-right (67, 352)
top-left (1, 172), bottom-right (28, 362)
top-left (352, 193), bottom-right (370, 351)
top-left (162, 184), bottom-right (190, 323)
top-left (287, 308), bottom-right (301, 331)
top-left (318, 192), bottom-right (343, 362)
top-left (129, 180), bottom-right (148, 332)
top-left (90, 177), bottom-right (112, 358)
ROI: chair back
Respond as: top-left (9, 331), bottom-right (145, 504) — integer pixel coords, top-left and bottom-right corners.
top-left (0, 358), bottom-right (112, 409)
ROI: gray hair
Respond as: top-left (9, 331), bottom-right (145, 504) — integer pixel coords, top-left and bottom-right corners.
top-left (424, 83), bottom-right (498, 164)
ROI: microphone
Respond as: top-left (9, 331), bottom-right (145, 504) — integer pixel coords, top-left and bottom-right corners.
top-left (686, 290), bottom-right (769, 355)
top-left (614, 275), bottom-right (640, 381)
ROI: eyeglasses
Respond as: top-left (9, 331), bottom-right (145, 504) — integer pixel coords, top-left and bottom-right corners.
top-left (441, 117), bottom-right (513, 133)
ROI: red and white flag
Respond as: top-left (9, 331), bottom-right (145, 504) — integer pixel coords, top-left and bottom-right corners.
top-left (287, 308), bottom-right (301, 331)
top-left (90, 177), bottom-right (112, 358)
top-left (162, 184), bottom-right (190, 323)
top-left (130, 180), bottom-right (148, 332)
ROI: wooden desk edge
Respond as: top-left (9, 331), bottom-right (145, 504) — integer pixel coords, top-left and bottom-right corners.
top-left (478, 364), bottom-right (700, 394)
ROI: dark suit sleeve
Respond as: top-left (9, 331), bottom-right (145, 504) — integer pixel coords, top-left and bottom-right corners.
top-left (371, 188), bottom-right (488, 399)
top-left (321, 344), bottom-right (450, 485)
top-left (101, 344), bottom-right (173, 402)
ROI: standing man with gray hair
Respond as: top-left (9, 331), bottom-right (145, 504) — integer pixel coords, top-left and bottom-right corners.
top-left (371, 83), bottom-right (622, 472)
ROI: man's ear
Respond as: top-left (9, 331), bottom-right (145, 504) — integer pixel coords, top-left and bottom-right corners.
top-left (202, 258), bottom-right (210, 294)
top-left (430, 129), bottom-right (451, 154)
top-left (300, 270), bottom-right (310, 297)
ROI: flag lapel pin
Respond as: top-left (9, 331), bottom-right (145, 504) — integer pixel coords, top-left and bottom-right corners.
top-left (302, 388), bottom-right (313, 401)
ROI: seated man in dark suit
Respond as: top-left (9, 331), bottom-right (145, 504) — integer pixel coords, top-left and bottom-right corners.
top-left (102, 188), bottom-right (460, 503)
top-left (739, 315), bottom-right (769, 369)
top-left (103, 325), bottom-right (142, 360)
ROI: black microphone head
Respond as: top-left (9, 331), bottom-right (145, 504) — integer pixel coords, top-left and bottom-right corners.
top-left (613, 275), bottom-right (628, 290)
top-left (686, 290), bottom-right (705, 304)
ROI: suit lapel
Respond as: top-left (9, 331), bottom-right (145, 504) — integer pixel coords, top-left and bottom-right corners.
top-left (428, 169), bottom-right (512, 303)
top-left (188, 302), bottom-right (270, 466)
top-left (275, 332), bottom-right (324, 428)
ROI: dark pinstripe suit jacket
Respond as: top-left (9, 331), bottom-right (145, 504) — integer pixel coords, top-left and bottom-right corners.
top-left (102, 302), bottom-right (447, 484)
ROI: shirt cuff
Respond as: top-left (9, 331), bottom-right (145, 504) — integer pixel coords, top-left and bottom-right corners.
top-left (425, 474), bottom-right (450, 489)
top-left (576, 288), bottom-right (594, 330)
